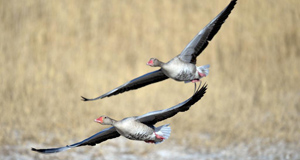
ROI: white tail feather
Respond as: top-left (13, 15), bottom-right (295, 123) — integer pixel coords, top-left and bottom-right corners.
top-left (184, 64), bottom-right (210, 83)
top-left (154, 124), bottom-right (171, 144)
top-left (197, 64), bottom-right (210, 77)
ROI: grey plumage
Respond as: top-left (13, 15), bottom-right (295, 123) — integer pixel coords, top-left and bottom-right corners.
top-left (81, 0), bottom-right (237, 101)
top-left (32, 84), bottom-right (207, 154)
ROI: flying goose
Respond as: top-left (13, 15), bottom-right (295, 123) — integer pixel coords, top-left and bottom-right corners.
top-left (81, 0), bottom-right (237, 101)
top-left (32, 83), bottom-right (207, 154)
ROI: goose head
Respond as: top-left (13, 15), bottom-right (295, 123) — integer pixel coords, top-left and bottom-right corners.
top-left (94, 116), bottom-right (116, 125)
top-left (147, 58), bottom-right (162, 67)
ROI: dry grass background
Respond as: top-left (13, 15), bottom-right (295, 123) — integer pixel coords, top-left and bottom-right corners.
top-left (0, 0), bottom-right (299, 155)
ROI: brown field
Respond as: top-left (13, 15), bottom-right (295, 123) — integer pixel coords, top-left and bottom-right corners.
top-left (1, 0), bottom-right (299, 158)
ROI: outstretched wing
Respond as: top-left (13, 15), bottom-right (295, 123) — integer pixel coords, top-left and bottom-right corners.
top-left (178, 0), bottom-right (237, 64)
top-left (136, 83), bottom-right (207, 125)
top-left (32, 127), bottom-right (120, 154)
top-left (81, 69), bottom-right (169, 101)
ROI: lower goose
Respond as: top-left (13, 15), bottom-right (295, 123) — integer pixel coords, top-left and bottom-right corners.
top-left (32, 83), bottom-right (207, 154)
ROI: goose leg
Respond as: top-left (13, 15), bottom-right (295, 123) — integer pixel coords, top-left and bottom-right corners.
top-left (154, 132), bottom-right (165, 140)
top-left (145, 140), bottom-right (155, 143)
top-left (198, 80), bottom-right (202, 91)
top-left (192, 79), bottom-right (203, 93)
top-left (191, 79), bottom-right (200, 93)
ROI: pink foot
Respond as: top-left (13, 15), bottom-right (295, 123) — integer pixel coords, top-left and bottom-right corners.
top-left (191, 79), bottom-right (200, 83)
top-left (154, 132), bottom-right (165, 140)
top-left (145, 140), bottom-right (155, 143)
top-left (198, 72), bottom-right (206, 77)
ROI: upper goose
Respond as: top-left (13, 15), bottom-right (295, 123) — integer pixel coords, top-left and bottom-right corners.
top-left (81, 0), bottom-right (237, 101)
top-left (32, 83), bottom-right (207, 154)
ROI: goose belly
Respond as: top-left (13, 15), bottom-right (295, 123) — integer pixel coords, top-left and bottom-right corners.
top-left (114, 118), bottom-right (155, 141)
top-left (162, 62), bottom-right (197, 81)
top-left (120, 130), bottom-right (154, 141)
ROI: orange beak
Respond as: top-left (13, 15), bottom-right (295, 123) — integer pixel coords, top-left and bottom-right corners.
top-left (147, 59), bottom-right (153, 66)
top-left (94, 116), bottom-right (103, 123)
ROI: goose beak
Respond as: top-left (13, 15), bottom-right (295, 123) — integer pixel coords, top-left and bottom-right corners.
top-left (94, 117), bottom-right (103, 123)
top-left (147, 59), bottom-right (153, 66)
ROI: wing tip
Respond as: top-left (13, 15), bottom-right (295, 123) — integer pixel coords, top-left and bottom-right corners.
top-left (195, 82), bottom-right (208, 95)
top-left (31, 146), bottom-right (70, 154)
top-left (203, 82), bottom-right (208, 90)
top-left (81, 96), bottom-right (103, 101)
top-left (31, 147), bottom-right (48, 154)
top-left (229, 0), bottom-right (238, 12)
top-left (203, 82), bottom-right (208, 88)
top-left (81, 96), bottom-right (90, 101)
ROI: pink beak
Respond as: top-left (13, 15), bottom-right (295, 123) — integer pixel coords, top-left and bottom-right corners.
top-left (147, 59), bottom-right (153, 66)
top-left (94, 117), bottom-right (103, 123)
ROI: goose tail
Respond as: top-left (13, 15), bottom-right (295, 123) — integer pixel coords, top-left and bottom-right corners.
top-left (154, 124), bottom-right (171, 144)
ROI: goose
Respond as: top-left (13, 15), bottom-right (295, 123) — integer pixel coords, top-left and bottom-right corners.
top-left (32, 83), bottom-right (207, 154)
top-left (81, 0), bottom-right (237, 101)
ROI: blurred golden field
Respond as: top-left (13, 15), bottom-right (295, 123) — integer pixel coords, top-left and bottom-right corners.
top-left (1, 0), bottom-right (299, 157)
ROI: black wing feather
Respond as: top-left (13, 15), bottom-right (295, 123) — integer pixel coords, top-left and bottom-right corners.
top-left (81, 69), bottom-right (168, 101)
top-left (137, 83), bottom-right (207, 125)
top-left (32, 127), bottom-right (120, 154)
top-left (179, 0), bottom-right (237, 63)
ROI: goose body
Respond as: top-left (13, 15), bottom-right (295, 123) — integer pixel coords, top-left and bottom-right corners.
top-left (81, 0), bottom-right (237, 101)
top-left (160, 57), bottom-right (199, 82)
top-left (100, 117), bottom-right (170, 143)
top-left (32, 84), bottom-right (207, 154)
top-left (113, 117), bottom-right (156, 141)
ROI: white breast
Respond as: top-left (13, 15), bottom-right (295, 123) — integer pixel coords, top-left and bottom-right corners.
top-left (162, 57), bottom-right (197, 81)
top-left (113, 118), bottom-right (154, 141)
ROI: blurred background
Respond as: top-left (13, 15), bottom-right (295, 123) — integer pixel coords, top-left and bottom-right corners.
top-left (1, 0), bottom-right (299, 159)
